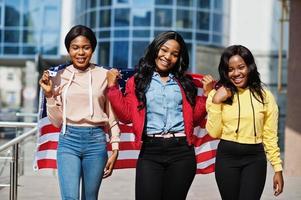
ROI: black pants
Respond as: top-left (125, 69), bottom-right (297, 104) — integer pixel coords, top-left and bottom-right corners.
top-left (215, 140), bottom-right (267, 200)
top-left (135, 137), bottom-right (196, 200)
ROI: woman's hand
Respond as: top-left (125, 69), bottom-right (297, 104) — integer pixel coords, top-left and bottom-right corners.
top-left (103, 150), bottom-right (119, 178)
top-left (212, 86), bottom-right (232, 104)
top-left (201, 75), bottom-right (215, 97)
top-left (39, 70), bottom-right (53, 98)
top-left (107, 69), bottom-right (121, 87)
top-left (273, 171), bottom-right (284, 196)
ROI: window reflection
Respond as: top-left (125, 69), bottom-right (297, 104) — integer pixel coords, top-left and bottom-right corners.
top-left (177, 0), bottom-right (193, 7)
top-left (133, 9), bottom-right (151, 26)
top-left (42, 32), bottom-right (58, 55)
top-left (44, 6), bottom-right (60, 30)
top-left (196, 32), bottom-right (209, 41)
top-left (214, 0), bottom-right (223, 10)
top-left (99, 42), bottom-right (110, 66)
top-left (197, 11), bottom-right (210, 30)
top-left (114, 30), bottom-right (129, 37)
top-left (113, 41), bottom-right (128, 68)
top-left (4, 46), bottom-right (19, 54)
top-left (114, 9), bottom-right (130, 27)
top-left (98, 31), bottom-right (111, 38)
top-left (177, 31), bottom-right (192, 40)
top-left (99, 10), bottom-right (111, 27)
top-left (100, 0), bottom-right (112, 6)
top-left (197, 0), bottom-right (210, 9)
top-left (4, 30), bottom-right (19, 43)
top-left (213, 13), bottom-right (222, 32)
top-left (5, 5), bottom-right (20, 26)
top-left (132, 41), bottom-right (148, 67)
top-left (89, 10), bottom-right (96, 28)
top-left (155, 8), bottom-right (172, 27)
top-left (176, 10), bottom-right (192, 28)
top-left (212, 34), bottom-right (222, 44)
top-left (23, 30), bottom-right (38, 44)
top-left (155, 0), bottom-right (172, 5)
top-left (133, 30), bottom-right (150, 37)
top-left (22, 46), bottom-right (36, 54)
top-left (133, 0), bottom-right (154, 7)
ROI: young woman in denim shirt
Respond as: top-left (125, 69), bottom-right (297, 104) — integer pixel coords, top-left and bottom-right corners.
top-left (106, 31), bottom-right (214, 200)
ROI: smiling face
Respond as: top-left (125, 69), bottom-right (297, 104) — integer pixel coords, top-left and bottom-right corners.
top-left (155, 39), bottom-right (180, 75)
top-left (228, 55), bottom-right (249, 88)
top-left (68, 35), bottom-right (93, 70)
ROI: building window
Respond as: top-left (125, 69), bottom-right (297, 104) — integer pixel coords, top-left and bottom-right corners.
top-left (4, 46), bottom-right (19, 54)
top-left (177, 0), bottom-right (193, 7)
top-left (113, 41), bottom-right (128, 68)
top-left (214, 0), bottom-right (223, 10)
top-left (44, 6), bottom-right (60, 30)
top-left (197, 0), bottom-right (210, 9)
top-left (98, 41), bottom-right (110, 67)
top-left (0, 1), bottom-right (3, 27)
top-left (132, 41), bottom-right (148, 67)
top-left (114, 30), bottom-right (129, 38)
top-left (133, 9), bottom-right (151, 26)
top-left (155, 0), bottom-right (172, 5)
top-left (7, 72), bottom-right (13, 80)
top-left (155, 8), bottom-right (172, 27)
top-left (197, 11), bottom-right (210, 30)
top-left (100, 0), bottom-right (112, 6)
top-left (99, 10), bottom-right (111, 27)
top-left (213, 13), bottom-right (222, 32)
top-left (4, 0), bottom-right (21, 26)
top-left (114, 8), bottom-right (130, 27)
top-left (133, 30), bottom-right (150, 37)
top-left (176, 10), bottom-right (193, 28)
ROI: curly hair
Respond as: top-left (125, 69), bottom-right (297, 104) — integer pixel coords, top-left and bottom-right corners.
top-left (134, 31), bottom-right (197, 110)
top-left (217, 45), bottom-right (265, 104)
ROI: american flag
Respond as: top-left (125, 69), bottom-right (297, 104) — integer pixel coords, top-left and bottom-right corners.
top-left (34, 64), bottom-right (219, 174)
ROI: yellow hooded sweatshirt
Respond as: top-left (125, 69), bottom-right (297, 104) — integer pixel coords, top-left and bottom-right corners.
top-left (206, 88), bottom-right (282, 172)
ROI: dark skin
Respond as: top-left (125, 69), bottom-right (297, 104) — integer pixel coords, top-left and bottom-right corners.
top-left (39, 35), bottom-right (119, 178)
top-left (213, 55), bottom-right (284, 196)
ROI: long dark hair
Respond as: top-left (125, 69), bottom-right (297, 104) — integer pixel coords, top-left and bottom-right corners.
top-left (134, 31), bottom-right (197, 110)
top-left (217, 45), bottom-right (265, 104)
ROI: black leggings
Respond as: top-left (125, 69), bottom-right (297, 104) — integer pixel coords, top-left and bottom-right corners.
top-left (215, 140), bottom-right (267, 200)
top-left (135, 137), bottom-right (196, 200)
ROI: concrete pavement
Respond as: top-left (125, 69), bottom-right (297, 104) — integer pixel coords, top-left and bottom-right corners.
top-left (0, 139), bottom-right (300, 200)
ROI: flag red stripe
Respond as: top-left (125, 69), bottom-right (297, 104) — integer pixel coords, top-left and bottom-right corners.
top-left (35, 73), bottom-right (218, 174)
top-left (193, 134), bottom-right (218, 147)
top-left (37, 159), bottom-right (57, 169)
top-left (113, 159), bottom-right (137, 169)
top-left (196, 164), bottom-right (215, 174)
top-left (40, 124), bottom-right (60, 135)
top-left (195, 150), bottom-right (217, 163)
top-left (38, 141), bottom-right (58, 151)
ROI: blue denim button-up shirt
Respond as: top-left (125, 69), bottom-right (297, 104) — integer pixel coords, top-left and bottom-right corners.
top-left (145, 72), bottom-right (185, 135)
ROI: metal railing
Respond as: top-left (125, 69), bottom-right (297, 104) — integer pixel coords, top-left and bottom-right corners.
top-left (0, 122), bottom-right (37, 200)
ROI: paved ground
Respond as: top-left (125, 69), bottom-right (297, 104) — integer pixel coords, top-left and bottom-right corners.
top-left (1, 139), bottom-right (301, 200)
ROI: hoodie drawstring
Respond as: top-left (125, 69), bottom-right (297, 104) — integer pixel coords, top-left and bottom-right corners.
top-left (89, 69), bottom-right (94, 117)
top-left (235, 92), bottom-right (241, 135)
top-left (249, 90), bottom-right (257, 142)
top-left (62, 71), bottom-right (75, 135)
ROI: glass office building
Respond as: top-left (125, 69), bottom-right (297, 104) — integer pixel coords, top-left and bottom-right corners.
top-left (75, 0), bottom-right (229, 70)
top-left (0, 0), bottom-right (61, 59)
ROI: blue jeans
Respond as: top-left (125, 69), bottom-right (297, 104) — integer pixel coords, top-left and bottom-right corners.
top-left (57, 125), bottom-right (108, 200)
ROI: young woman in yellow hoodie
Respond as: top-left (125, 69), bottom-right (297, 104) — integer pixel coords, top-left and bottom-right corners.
top-left (206, 45), bottom-right (284, 200)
